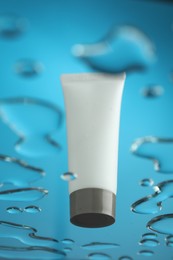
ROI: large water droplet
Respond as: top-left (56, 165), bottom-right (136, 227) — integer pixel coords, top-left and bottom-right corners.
top-left (88, 252), bottom-right (111, 260)
top-left (131, 180), bottom-right (173, 214)
top-left (24, 205), bottom-right (41, 213)
top-left (6, 207), bottom-right (23, 214)
top-left (72, 25), bottom-right (155, 73)
top-left (60, 172), bottom-right (77, 181)
top-left (61, 239), bottom-right (75, 245)
top-left (0, 221), bottom-right (58, 247)
top-left (131, 136), bottom-right (173, 173)
top-left (15, 59), bottom-right (44, 78)
top-left (0, 13), bottom-right (28, 39)
top-left (139, 238), bottom-right (159, 247)
top-left (0, 187), bottom-right (48, 201)
top-left (147, 214), bottom-right (173, 235)
top-left (0, 154), bottom-right (45, 187)
top-left (138, 250), bottom-right (154, 256)
top-left (82, 242), bottom-right (119, 250)
top-left (0, 98), bottom-right (62, 157)
top-left (141, 85), bottom-right (164, 98)
top-left (140, 178), bottom-right (154, 187)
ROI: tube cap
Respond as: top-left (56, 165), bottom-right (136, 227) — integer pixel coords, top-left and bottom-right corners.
top-left (70, 188), bottom-right (116, 228)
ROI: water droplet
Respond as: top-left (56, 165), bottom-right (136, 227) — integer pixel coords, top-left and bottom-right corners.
top-left (147, 214), bottom-right (173, 235)
top-left (0, 154), bottom-right (45, 187)
top-left (72, 25), bottom-right (155, 74)
top-left (15, 59), bottom-right (44, 78)
top-left (0, 221), bottom-right (59, 247)
top-left (141, 85), bottom-right (164, 98)
top-left (0, 187), bottom-right (48, 201)
top-left (139, 238), bottom-right (159, 247)
top-left (0, 98), bottom-right (62, 157)
top-left (24, 205), bottom-right (41, 213)
top-left (142, 233), bottom-right (157, 239)
top-left (6, 207), bottom-right (23, 214)
top-left (131, 180), bottom-right (173, 214)
top-left (0, 13), bottom-right (28, 39)
top-left (131, 136), bottom-right (173, 173)
top-left (165, 235), bottom-right (173, 244)
top-left (63, 247), bottom-right (72, 253)
top-left (140, 178), bottom-right (154, 187)
top-left (119, 257), bottom-right (133, 260)
top-left (0, 245), bottom-right (65, 259)
top-left (82, 242), bottom-right (119, 250)
top-left (60, 172), bottom-right (77, 181)
top-left (88, 252), bottom-right (111, 260)
top-left (138, 250), bottom-right (154, 256)
top-left (61, 239), bottom-right (75, 245)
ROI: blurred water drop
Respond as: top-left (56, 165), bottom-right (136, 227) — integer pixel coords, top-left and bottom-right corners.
top-left (141, 85), bottom-right (164, 98)
top-left (60, 172), bottom-right (77, 181)
top-left (0, 98), bottom-right (62, 157)
top-left (131, 180), bottom-right (173, 214)
top-left (138, 250), bottom-right (154, 256)
top-left (131, 136), bottom-right (173, 173)
top-left (6, 207), bottom-right (22, 214)
top-left (119, 257), bottom-right (133, 260)
top-left (61, 239), bottom-right (75, 245)
top-left (139, 238), bottom-right (159, 247)
top-left (15, 59), bottom-right (44, 78)
top-left (147, 214), bottom-right (173, 235)
top-left (142, 233), bottom-right (157, 239)
top-left (88, 252), bottom-right (111, 259)
top-left (82, 242), bottom-right (119, 250)
top-left (140, 178), bottom-right (154, 187)
top-left (72, 25), bottom-right (155, 73)
top-left (24, 205), bottom-right (41, 213)
top-left (63, 247), bottom-right (72, 253)
top-left (0, 154), bottom-right (45, 187)
top-left (0, 13), bottom-right (28, 39)
top-left (166, 235), bottom-right (173, 247)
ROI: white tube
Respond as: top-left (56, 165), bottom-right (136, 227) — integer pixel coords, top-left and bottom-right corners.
top-left (61, 73), bottom-right (126, 228)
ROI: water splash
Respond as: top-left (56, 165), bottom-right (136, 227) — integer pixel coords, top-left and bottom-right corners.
top-left (60, 172), bottom-right (78, 181)
top-left (82, 242), bottom-right (119, 250)
top-left (147, 214), bottom-right (173, 235)
top-left (141, 85), bottom-right (164, 98)
top-left (88, 252), bottom-right (111, 259)
top-left (0, 154), bottom-right (45, 187)
top-left (0, 98), bottom-right (63, 157)
top-left (131, 136), bottom-right (173, 173)
top-left (72, 25), bottom-right (155, 73)
top-left (0, 13), bottom-right (28, 39)
top-left (15, 59), bottom-right (44, 78)
top-left (131, 180), bottom-right (173, 214)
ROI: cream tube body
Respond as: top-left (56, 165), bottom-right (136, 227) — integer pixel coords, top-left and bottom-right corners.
top-left (61, 73), bottom-right (126, 228)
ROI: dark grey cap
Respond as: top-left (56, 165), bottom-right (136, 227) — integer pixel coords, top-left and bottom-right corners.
top-left (70, 188), bottom-right (116, 228)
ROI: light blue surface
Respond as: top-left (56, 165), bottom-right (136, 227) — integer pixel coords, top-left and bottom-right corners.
top-left (0, 0), bottom-right (172, 259)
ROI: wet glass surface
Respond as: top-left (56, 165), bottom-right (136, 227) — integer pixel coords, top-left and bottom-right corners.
top-left (0, 0), bottom-right (172, 259)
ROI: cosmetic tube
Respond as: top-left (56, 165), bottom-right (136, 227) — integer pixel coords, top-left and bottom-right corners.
top-left (61, 73), bottom-right (126, 228)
